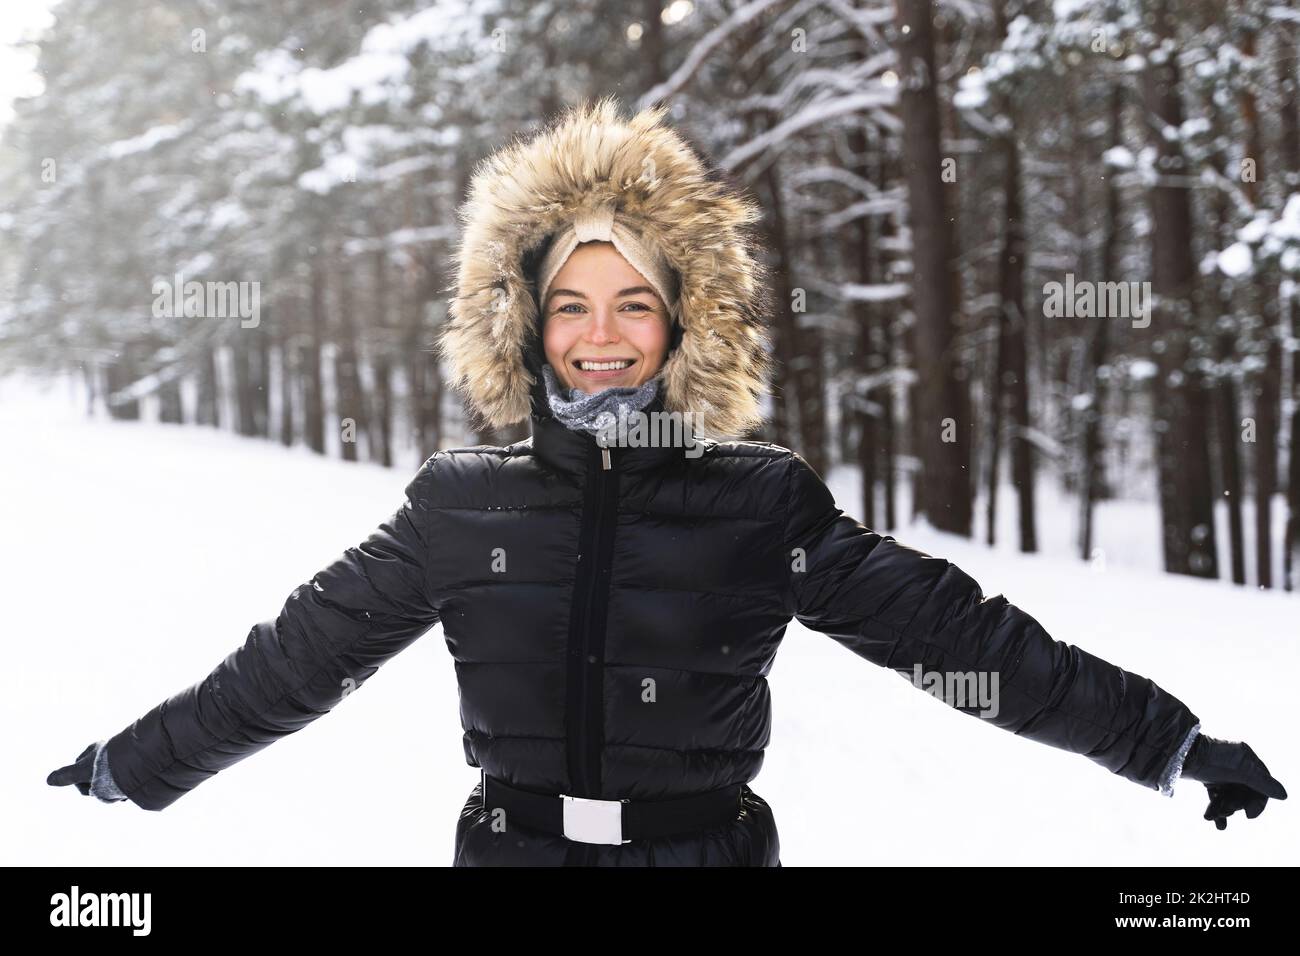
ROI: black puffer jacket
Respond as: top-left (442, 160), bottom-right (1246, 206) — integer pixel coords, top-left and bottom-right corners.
top-left (101, 364), bottom-right (1202, 865)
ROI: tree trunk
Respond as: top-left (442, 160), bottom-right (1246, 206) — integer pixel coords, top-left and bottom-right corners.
top-left (233, 334), bottom-right (257, 437)
top-left (303, 257), bottom-right (327, 455)
top-left (894, 0), bottom-right (972, 534)
top-left (986, 301), bottom-right (1006, 547)
top-left (641, 0), bottom-right (666, 91)
top-left (849, 123), bottom-right (882, 527)
top-left (104, 344), bottom-right (141, 421)
top-left (254, 319), bottom-right (271, 437)
top-left (1142, 0), bottom-right (1218, 577)
top-left (334, 250), bottom-right (365, 462)
top-left (196, 343), bottom-right (220, 428)
top-left (1241, 18), bottom-right (1280, 588)
top-left (880, 150), bottom-right (899, 531)
top-left (1080, 84), bottom-right (1123, 562)
top-left (1208, 127), bottom-right (1247, 584)
top-left (992, 0), bottom-right (1035, 552)
top-left (759, 159), bottom-right (827, 474)
top-left (1281, 18), bottom-right (1300, 588)
top-left (156, 341), bottom-right (183, 424)
top-left (370, 245), bottom-right (394, 467)
top-left (278, 292), bottom-right (296, 447)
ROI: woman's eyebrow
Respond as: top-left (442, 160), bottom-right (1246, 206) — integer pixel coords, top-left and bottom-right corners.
top-left (548, 286), bottom-right (658, 300)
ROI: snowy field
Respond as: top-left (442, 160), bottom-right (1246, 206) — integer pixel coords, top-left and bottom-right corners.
top-left (3, 371), bottom-right (1295, 866)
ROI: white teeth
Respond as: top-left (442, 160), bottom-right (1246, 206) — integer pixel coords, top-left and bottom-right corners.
top-left (578, 360), bottom-right (633, 371)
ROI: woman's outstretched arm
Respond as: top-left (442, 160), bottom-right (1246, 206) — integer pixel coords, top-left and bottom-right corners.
top-left (780, 451), bottom-right (1203, 796)
top-left (94, 452), bottom-right (448, 811)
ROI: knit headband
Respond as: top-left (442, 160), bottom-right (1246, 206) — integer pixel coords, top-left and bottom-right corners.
top-left (536, 202), bottom-right (680, 322)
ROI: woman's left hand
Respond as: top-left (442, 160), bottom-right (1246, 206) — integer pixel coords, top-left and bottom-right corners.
top-left (1180, 735), bottom-right (1287, 830)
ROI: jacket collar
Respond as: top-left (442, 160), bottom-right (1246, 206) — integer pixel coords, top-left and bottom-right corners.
top-left (525, 370), bottom-right (697, 478)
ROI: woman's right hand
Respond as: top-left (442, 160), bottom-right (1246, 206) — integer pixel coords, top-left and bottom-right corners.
top-left (48, 740), bottom-right (127, 802)
top-left (47, 742), bottom-right (98, 797)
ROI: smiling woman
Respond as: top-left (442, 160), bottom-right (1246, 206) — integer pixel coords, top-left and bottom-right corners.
top-left (47, 95), bottom-right (1285, 869)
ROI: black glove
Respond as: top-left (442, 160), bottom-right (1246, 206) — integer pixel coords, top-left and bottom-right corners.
top-left (1180, 734), bottom-right (1287, 830)
top-left (47, 742), bottom-right (98, 797)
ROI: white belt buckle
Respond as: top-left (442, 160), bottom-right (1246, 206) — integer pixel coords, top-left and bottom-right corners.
top-left (560, 794), bottom-right (629, 845)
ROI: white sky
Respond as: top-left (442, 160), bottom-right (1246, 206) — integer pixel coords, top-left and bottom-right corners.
top-left (0, 0), bottom-right (59, 129)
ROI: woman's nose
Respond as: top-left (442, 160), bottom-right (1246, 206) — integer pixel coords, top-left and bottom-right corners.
top-left (585, 309), bottom-right (619, 344)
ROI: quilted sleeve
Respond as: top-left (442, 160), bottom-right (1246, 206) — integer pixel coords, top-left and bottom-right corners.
top-left (780, 452), bottom-right (1202, 795)
top-left (103, 453), bottom-right (447, 811)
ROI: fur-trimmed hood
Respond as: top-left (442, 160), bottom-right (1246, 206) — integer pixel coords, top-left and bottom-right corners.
top-left (435, 96), bottom-right (773, 438)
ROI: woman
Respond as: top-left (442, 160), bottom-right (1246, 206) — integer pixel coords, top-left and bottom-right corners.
top-left (49, 97), bottom-right (1285, 866)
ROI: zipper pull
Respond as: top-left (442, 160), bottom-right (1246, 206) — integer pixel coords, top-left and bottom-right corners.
top-left (601, 447), bottom-right (612, 470)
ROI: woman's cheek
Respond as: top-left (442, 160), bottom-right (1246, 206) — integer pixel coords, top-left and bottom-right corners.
top-left (542, 320), bottom-right (567, 363)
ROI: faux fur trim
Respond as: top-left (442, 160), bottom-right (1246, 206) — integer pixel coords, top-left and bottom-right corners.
top-left (90, 740), bottom-right (127, 803)
top-left (436, 95), bottom-right (773, 437)
top-left (1158, 722), bottom-right (1201, 798)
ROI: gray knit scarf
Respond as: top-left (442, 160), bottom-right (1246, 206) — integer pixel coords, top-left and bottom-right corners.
top-left (541, 362), bottom-right (662, 438)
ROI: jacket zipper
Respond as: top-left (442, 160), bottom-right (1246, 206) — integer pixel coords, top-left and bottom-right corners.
top-left (571, 443), bottom-right (617, 800)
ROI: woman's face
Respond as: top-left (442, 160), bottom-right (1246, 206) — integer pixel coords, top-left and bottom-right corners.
top-left (541, 241), bottom-right (671, 393)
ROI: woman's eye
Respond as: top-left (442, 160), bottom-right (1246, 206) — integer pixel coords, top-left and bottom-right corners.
top-left (555, 302), bottom-right (653, 314)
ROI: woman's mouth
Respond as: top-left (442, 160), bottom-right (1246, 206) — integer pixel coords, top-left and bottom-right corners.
top-left (572, 358), bottom-right (637, 383)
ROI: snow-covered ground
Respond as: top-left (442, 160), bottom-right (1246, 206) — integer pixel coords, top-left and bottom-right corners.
top-left (3, 371), bottom-right (1294, 865)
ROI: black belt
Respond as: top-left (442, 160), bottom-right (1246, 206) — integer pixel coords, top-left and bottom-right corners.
top-left (480, 771), bottom-right (744, 845)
